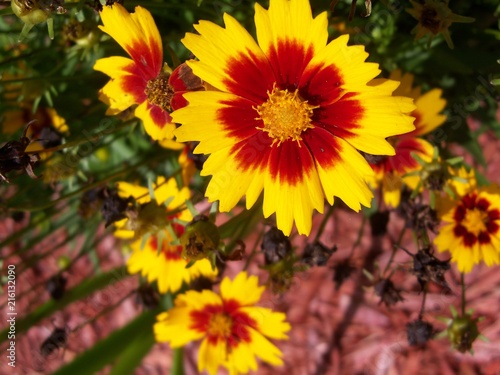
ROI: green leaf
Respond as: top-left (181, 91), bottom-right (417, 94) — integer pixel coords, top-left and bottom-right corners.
top-left (53, 308), bottom-right (159, 375)
top-left (108, 325), bottom-right (156, 375)
top-left (0, 267), bottom-right (129, 344)
top-left (461, 137), bottom-right (486, 167)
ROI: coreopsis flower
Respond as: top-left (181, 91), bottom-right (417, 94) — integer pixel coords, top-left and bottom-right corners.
top-left (94, 5), bottom-right (203, 141)
top-left (434, 168), bottom-right (500, 273)
top-left (172, 0), bottom-right (415, 236)
top-left (127, 229), bottom-right (217, 294)
top-left (154, 272), bottom-right (290, 375)
top-left (406, 0), bottom-right (474, 49)
top-left (367, 70), bottom-right (447, 208)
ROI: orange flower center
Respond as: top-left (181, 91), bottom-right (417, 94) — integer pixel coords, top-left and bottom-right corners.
top-left (255, 86), bottom-right (317, 146)
top-left (207, 313), bottom-right (233, 338)
top-left (145, 72), bottom-right (174, 112)
top-left (463, 208), bottom-right (488, 235)
top-left (453, 193), bottom-right (500, 247)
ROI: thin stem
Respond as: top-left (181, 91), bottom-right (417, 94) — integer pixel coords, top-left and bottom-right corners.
top-left (313, 204), bottom-right (335, 242)
top-left (72, 290), bottom-right (135, 333)
top-left (461, 273), bottom-right (466, 315)
top-left (418, 287), bottom-right (427, 320)
top-left (6, 149), bottom-right (167, 212)
top-left (382, 226), bottom-right (406, 276)
top-left (349, 215), bottom-right (366, 257)
top-left (243, 230), bottom-right (264, 270)
top-left (26, 119), bottom-right (134, 154)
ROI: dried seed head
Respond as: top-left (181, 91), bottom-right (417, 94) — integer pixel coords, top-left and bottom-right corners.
top-left (261, 226), bottom-right (291, 265)
top-left (302, 241), bottom-right (337, 267)
top-left (407, 319), bottom-right (435, 346)
top-left (375, 278), bottom-right (404, 306)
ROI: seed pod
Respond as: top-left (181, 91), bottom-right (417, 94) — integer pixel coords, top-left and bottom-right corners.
top-left (406, 319), bottom-right (435, 346)
top-left (180, 215), bottom-right (220, 262)
top-left (446, 311), bottom-right (480, 353)
top-left (40, 327), bottom-right (67, 358)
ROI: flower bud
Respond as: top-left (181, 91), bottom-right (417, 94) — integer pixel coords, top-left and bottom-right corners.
top-left (180, 216), bottom-right (220, 262)
top-left (11, 0), bottom-right (65, 41)
top-left (446, 312), bottom-right (480, 353)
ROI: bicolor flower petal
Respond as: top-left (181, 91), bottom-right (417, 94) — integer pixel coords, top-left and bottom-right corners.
top-left (434, 168), bottom-right (500, 273)
top-left (127, 230), bottom-right (217, 294)
top-left (94, 5), bottom-right (203, 141)
top-left (368, 70), bottom-right (447, 208)
top-left (154, 272), bottom-right (290, 375)
top-left (172, 0), bottom-right (415, 235)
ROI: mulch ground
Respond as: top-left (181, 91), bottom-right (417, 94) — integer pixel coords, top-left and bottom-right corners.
top-left (1, 121), bottom-right (500, 375)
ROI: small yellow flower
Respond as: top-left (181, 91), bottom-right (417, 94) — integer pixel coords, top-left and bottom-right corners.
top-left (94, 5), bottom-right (202, 142)
top-left (434, 168), bottom-right (500, 273)
top-left (368, 70), bottom-right (447, 207)
top-left (154, 272), bottom-right (290, 375)
top-left (127, 230), bottom-right (217, 294)
top-left (407, 0), bottom-right (474, 49)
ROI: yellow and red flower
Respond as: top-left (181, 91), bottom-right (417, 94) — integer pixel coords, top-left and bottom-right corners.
top-left (127, 229), bottom-right (217, 294)
top-left (172, 0), bottom-right (415, 236)
top-left (94, 5), bottom-right (203, 141)
top-left (434, 168), bottom-right (500, 273)
top-left (368, 70), bottom-right (447, 208)
top-left (113, 176), bottom-right (192, 239)
top-left (114, 176), bottom-right (217, 292)
top-left (154, 271), bottom-right (290, 375)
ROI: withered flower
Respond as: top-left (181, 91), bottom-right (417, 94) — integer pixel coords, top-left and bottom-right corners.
top-left (180, 215), bottom-right (220, 263)
top-left (46, 273), bottom-right (67, 300)
top-left (407, 0), bottom-right (474, 49)
top-left (332, 260), bottom-right (356, 290)
top-left (302, 241), bottom-right (337, 267)
top-left (78, 188), bottom-right (105, 219)
top-left (100, 188), bottom-right (134, 227)
top-left (406, 318), bottom-right (436, 346)
top-left (375, 278), bottom-right (404, 306)
top-left (403, 246), bottom-right (450, 291)
top-left (40, 327), bottom-right (68, 358)
top-left (370, 210), bottom-right (390, 236)
top-left (398, 190), bottom-right (439, 234)
top-left (0, 123), bottom-right (40, 184)
top-left (261, 226), bottom-right (291, 265)
top-left (136, 284), bottom-right (159, 310)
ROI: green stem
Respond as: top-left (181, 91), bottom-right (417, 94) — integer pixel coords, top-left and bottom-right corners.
top-left (0, 74), bottom-right (96, 85)
top-left (461, 273), bottom-right (466, 315)
top-left (313, 204), bottom-right (335, 242)
top-left (6, 148), bottom-right (168, 212)
top-left (243, 230), bottom-right (264, 270)
top-left (26, 119), bottom-right (134, 154)
top-left (171, 348), bottom-right (185, 375)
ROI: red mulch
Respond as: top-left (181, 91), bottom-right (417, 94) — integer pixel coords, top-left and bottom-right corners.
top-left (2, 124), bottom-right (500, 375)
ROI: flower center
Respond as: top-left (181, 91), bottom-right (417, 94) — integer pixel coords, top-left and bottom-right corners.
top-left (462, 208), bottom-right (488, 235)
top-left (255, 86), bottom-right (317, 146)
top-left (207, 313), bottom-right (232, 339)
top-left (420, 7), bottom-right (441, 34)
top-left (145, 72), bottom-right (174, 112)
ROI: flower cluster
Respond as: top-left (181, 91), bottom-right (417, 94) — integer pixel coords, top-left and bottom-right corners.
top-left (3, 0), bottom-right (499, 373)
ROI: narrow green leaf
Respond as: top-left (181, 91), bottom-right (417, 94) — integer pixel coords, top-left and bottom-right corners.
top-left (0, 266), bottom-right (129, 343)
top-left (108, 325), bottom-right (156, 375)
top-left (53, 308), bottom-right (159, 375)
